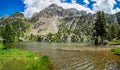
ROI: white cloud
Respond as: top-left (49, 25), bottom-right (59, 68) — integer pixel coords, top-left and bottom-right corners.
top-left (91, 0), bottom-right (120, 14)
top-left (113, 8), bottom-right (120, 13)
top-left (83, 0), bottom-right (89, 4)
top-left (71, 0), bottom-right (76, 4)
top-left (23, 0), bottom-right (92, 18)
top-left (23, 0), bottom-right (120, 18)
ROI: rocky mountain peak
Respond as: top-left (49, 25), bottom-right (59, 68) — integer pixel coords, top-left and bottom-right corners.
top-left (36, 3), bottom-right (66, 18)
top-left (49, 3), bottom-right (58, 8)
top-left (32, 3), bottom-right (88, 18)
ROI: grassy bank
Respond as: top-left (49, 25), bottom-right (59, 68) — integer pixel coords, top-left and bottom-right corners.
top-left (111, 48), bottom-right (120, 55)
top-left (0, 43), bottom-right (50, 70)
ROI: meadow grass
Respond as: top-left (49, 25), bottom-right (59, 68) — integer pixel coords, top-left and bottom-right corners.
top-left (0, 43), bottom-right (50, 70)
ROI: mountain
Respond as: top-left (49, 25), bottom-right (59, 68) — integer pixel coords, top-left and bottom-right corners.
top-left (31, 3), bottom-right (87, 19)
top-left (30, 3), bottom-right (68, 35)
top-left (34, 3), bottom-right (70, 18)
top-left (29, 4), bottom-right (120, 42)
top-left (30, 4), bottom-right (89, 35)
top-left (0, 3), bottom-right (120, 42)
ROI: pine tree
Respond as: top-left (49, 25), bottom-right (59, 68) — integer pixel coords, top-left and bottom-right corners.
top-left (94, 11), bottom-right (107, 45)
top-left (2, 23), bottom-right (16, 48)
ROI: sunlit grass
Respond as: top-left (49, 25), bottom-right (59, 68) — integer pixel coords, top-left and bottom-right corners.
top-left (0, 43), bottom-right (50, 70)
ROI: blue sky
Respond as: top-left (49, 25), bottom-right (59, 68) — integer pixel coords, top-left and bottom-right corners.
top-left (0, 0), bottom-right (120, 17)
top-left (0, 0), bottom-right (25, 17)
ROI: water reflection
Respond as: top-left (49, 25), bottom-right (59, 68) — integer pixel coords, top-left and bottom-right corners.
top-left (17, 42), bottom-right (120, 70)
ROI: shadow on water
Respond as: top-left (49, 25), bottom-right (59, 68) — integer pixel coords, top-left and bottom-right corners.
top-left (17, 42), bottom-right (120, 70)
